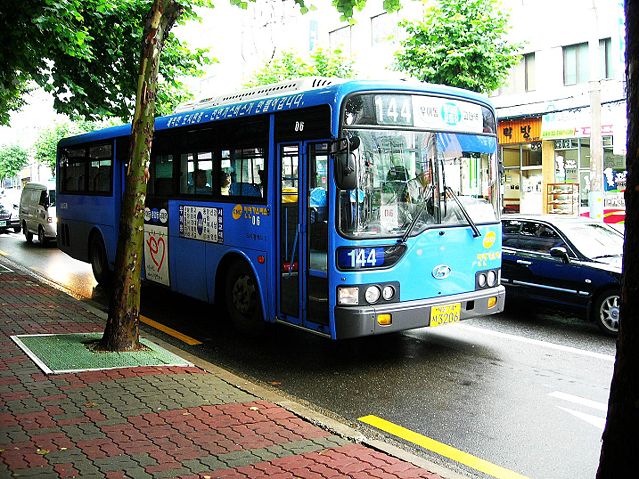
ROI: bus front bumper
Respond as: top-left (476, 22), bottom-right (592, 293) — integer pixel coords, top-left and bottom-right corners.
top-left (334, 285), bottom-right (505, 339)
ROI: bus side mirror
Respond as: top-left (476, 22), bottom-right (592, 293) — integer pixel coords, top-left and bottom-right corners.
top-left (331, 136), bottom-right (360, 191)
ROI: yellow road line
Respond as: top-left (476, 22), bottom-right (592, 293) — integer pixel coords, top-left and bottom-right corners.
top-left (359, 415), bottom-right (529, 479)
top-left (0, 250), bottom-right (8, 256)
top-left (140, 315), bottom-right (202, 346)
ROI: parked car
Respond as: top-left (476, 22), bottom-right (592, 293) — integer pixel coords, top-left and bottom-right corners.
top-left (19, 182), bottom-right (57, 245)
top-left (0, 197), bottom-right (21, 233)
top-left (501, 215), bottom-right (623, 335)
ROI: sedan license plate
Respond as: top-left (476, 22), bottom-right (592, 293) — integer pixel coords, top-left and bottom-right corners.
top-left (430, 303), bottom-right (461, 327)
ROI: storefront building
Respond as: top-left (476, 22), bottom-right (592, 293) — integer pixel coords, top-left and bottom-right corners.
top-left (498, 101), bottom-right (626, 224)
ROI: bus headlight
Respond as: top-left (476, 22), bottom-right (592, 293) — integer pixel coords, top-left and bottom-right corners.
top-left (382, 285), bottom-right (395, 301)
top-left (364, 286), bottom-right (381, 304)
top-left (337, 286), bottom-right (359, 305)
top-left (476, 269), bottom-right (500, 289)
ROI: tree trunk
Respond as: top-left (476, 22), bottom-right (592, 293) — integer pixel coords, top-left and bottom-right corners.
top-left (597, 0), bottom-right (639, 476)
top-left (99, 0), bottom-right (183, 351)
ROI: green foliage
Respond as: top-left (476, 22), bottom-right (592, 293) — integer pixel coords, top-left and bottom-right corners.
top-left (245, 48), bottom-right (355, 87)
top-left (0, 0), bottom-right (214, 125)
top-left (331, 0), bottom-right (401, 22)
top-left (0, 145), bottom-right (29, 181)
top-left (33, 120), bottom-right (118, 170)
top-left (394, 0), bottom-right (521, 93)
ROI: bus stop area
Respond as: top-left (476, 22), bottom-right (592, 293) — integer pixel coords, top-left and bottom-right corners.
top-left (0, 255), bottom-right (454, 479)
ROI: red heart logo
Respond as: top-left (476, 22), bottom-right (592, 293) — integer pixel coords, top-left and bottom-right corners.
top-left (146, 235), bottom-right (166, 271)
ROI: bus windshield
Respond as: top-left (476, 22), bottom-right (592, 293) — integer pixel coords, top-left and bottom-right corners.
top-left (338, 129), bottom-right (498, 238)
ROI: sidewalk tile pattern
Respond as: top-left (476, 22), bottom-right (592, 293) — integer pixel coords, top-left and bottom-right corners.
top-left (0, 268), bottom-right (443, 478)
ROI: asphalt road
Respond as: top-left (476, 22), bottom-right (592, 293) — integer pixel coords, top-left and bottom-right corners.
top-left (0, 231), bottom-right (615, 479)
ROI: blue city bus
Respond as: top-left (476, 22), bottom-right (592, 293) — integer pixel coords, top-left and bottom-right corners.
top-left (56, 78), bottom-right (505, 339)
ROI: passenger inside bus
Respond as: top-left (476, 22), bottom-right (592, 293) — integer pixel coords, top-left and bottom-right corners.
top-left (220, 172), bottom-right (231, 195)
top-left (191, 169), bottom-right (212, 194)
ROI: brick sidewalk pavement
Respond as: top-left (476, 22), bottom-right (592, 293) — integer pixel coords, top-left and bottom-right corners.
top-left (0, 258), bottom-right (451, 479)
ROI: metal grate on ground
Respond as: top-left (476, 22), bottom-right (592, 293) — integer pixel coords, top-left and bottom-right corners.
top-left (11, 332), bottom-right (192, 374)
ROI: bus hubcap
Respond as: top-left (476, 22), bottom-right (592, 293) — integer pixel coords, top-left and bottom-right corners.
top-left (232, 275), bottom-right (254, 314)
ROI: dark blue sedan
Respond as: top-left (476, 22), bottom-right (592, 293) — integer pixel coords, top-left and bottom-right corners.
top-left (501, 215), bottom-right (623, 335)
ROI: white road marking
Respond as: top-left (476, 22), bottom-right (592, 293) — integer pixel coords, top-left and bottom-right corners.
top-left (457, 324), bottom-right (615, 362)
top-left (557, 406), bottom-right (606, 430)
top-left (549, 391), bottom-right (608, 412)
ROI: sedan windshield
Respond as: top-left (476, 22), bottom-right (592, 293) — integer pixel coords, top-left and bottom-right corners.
top-left (338, 129), bottom-right (498, 238)
top-left (560, 222), bottom-right (624, 259)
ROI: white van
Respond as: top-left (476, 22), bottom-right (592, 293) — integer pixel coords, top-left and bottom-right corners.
top-left (19, 182), bottom-right (57, 245)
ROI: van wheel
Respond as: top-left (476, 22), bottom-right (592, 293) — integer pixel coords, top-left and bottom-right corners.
top-left (14, 226), bottom-right (21, 234)
top-left (224, 261), bottom-right (264, 333)
top-left (90, 234), bottom-right (111, 286)
top-left (38, 226), bottom-right (47, 246)
top-left (23, 223), bottom-right (33, 243)
top-left (593, 289), bottom-right (620, 336)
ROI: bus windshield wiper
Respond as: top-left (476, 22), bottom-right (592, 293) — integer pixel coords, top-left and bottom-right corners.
top-left (446, 186), bottom-right (481, 238)
top-left (399, 186), bottom-right (433, 244)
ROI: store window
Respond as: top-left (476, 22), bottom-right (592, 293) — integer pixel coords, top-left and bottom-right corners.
top-left (493, 53), bottom-right (536, 96)
top-left (501, 142), bottom-right (542, 214)
top-left (371, 12), bottom-right (399, 46)
top-left (600, 38), bottom-right (613, 79)
top-left (563, 39), bottom-right (613, 86)
top-left (563, 42), bottom-right (588, 85)
top-left (329, 25), bottom-right (352, 55)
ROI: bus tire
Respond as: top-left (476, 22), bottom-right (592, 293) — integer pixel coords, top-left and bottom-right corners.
top-left (225, 261), bottom-right (264, 333)
top-left (90, 233), bottom-right (111, 286)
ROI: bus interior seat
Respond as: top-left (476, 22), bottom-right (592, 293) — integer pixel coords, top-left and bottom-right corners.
top-left (155, 178), bottom-right (174, 196)
top-left (229, 182), bottom-right (261, 197)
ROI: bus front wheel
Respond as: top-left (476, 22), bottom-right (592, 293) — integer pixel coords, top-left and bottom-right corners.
top-left (90, 234), bottom-right (111, 286)
top-left (225, 261), bottom-right (263, 332)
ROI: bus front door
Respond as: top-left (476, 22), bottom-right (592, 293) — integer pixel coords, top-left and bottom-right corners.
top-left (277, 142), bottom-right (329, 334)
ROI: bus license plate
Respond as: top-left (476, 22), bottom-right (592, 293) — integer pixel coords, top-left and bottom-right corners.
top-left (430, 303), bottom-right (461, 327)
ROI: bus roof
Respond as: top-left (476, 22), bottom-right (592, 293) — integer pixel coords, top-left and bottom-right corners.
top-left (58, 79), bottom-right (494, 148)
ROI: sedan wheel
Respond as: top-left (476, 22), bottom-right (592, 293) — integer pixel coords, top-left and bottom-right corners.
top-left (594, 290), bottom-right (620, 336)
top-left (38, 226), bottom-right (47, 245)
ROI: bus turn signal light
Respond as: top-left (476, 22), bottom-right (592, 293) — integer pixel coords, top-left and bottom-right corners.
top-left (377, 314), bottom-right (392, 326)
top-left (487, 297), bottom-right (497, 309)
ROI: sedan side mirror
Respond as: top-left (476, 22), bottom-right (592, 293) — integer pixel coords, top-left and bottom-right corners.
top-left (550, 246), bottom-right (570, 264)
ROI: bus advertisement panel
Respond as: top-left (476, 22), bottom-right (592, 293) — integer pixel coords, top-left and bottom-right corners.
top-left (56, 79), bottom-right (505, 340)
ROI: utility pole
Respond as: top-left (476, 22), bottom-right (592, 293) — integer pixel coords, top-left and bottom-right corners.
top-left (589, 0), bottom-right (604, 221)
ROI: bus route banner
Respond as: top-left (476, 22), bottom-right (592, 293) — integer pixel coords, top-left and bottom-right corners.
top-left (179, 205), bottom-right (224, 244)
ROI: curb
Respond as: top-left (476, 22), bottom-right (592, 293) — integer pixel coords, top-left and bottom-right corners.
top-left (0, 253), bottom-right (467, 479)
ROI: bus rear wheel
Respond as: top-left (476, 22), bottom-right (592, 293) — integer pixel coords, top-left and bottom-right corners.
top-left (225, 261), bottom-right (263, 333)
top-left (90, 234), bottom-right (111, 286)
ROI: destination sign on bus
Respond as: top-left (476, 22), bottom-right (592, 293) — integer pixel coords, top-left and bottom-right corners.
top-left (345, 94), bottom-right (487, 133)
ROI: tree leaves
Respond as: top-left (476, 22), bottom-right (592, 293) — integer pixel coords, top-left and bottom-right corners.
top-left (0, 0), bottom-right (212, 125)
top-left (245, 48), bottom-right (355, 87)
top-left (395, 0), bottom-right (521, 94)
top-left (0, 145), bottom-right (29, 181)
